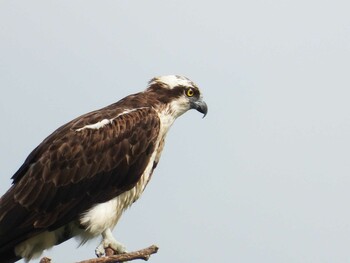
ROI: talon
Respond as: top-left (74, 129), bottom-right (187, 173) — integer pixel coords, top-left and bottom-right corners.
top-left (95, 229), bottom-right (127, 257)
top-left (95, 243), bottom-right (107, 257)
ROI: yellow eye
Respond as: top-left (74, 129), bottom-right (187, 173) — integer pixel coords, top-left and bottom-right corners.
top-left (186, 88), bottom-right (194, 97)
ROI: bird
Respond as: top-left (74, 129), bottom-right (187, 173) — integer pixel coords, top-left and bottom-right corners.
top-left (0, 75), bottom-right (207, 262)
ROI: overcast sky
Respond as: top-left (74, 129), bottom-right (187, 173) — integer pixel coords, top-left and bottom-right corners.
top-left (1, 0), bottom-right (350, 262)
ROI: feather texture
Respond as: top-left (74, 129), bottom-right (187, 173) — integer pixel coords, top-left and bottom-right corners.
top-left (0, 75), bottom-right (207, 262)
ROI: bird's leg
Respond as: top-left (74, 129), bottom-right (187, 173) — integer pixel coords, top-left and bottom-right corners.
top-left (95, 228), bottom-right (127, 257)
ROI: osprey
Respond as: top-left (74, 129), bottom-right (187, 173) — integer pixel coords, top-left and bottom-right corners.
top-left (0, 75), bottom-right (207, 262)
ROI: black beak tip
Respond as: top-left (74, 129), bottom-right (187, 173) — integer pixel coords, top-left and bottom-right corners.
top-left (191, 99), bottom-right (208, 118)
top-left (198, 101), bottom-right (208, 118)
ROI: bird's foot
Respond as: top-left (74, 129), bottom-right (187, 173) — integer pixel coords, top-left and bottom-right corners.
top-left (95, 230), bottom-right (127, 257)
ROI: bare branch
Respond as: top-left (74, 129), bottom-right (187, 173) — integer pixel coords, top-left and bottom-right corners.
top-left (76, 245), bottom-right (159, 263)
top-left (40, 257), bottom-right (51, 263)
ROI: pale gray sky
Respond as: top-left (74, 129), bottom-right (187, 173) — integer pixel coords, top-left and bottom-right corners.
top-left (1, 0), bottom-right (350, 262)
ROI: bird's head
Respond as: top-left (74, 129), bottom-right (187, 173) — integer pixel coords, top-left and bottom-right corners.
top-left (146, 75), bottom-right (208, 119)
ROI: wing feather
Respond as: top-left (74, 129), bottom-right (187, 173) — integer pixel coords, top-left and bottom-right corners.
top-left (0, 105), bottom-right (160, 250)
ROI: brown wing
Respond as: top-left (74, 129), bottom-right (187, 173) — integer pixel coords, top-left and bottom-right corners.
top-left (0, 106), bottom-right (160, 252)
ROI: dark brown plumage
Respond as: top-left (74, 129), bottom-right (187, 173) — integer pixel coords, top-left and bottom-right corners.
top-left (0, 75), bottom-right (207, 262)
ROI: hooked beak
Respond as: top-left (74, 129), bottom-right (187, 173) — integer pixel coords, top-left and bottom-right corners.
top-left (191, 98), bottom-right (208, 118)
